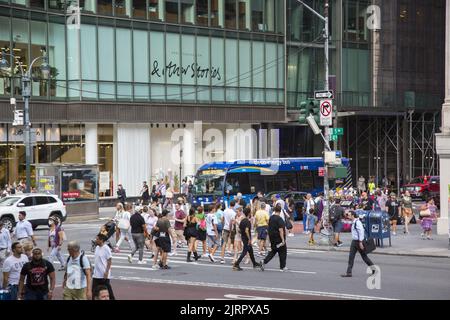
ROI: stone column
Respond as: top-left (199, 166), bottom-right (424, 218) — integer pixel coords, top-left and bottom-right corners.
top-left (435, 0), bottom-right (450, 236)
top-left (85, 123), bottom-right (97, 165)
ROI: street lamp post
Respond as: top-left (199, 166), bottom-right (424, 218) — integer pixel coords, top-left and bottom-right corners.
top-left (179, 147), bottom-right (183, 194)
top-left (0, 49), bottom-right (50, 193)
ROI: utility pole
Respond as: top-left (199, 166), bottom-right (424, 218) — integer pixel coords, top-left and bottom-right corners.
top-left (297, 0), bottom-right (331, 231)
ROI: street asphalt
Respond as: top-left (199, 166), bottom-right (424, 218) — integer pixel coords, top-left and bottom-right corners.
top-left (31, 215), bottom-right (450, 300)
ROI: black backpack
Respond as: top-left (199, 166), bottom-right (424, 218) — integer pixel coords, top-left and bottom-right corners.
top-left (65, 250), bottom-right (92, 275)
top-left (329, 205), bottom-right (340, 222)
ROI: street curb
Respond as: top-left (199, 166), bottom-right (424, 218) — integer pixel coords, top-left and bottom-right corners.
top-left (65, 215), bottom-right (100, 223)
top-left (288, 245), bottom-right (450, 259)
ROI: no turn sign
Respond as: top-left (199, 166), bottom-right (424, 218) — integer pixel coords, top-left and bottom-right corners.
top-left (320, 99), bottom-right (333, 126)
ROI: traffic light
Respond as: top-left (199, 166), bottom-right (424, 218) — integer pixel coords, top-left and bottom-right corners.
top-left (298, 99), bottom-right (320, 124)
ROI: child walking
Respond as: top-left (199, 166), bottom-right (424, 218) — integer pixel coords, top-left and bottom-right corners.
top-left (307, 208), bottom-right (318, 245)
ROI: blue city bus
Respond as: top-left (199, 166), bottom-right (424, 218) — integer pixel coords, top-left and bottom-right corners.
top-left (192, 157), bottom-right (351, 207)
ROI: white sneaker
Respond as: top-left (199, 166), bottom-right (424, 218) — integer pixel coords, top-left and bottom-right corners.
top-left (127, 254), bottom-right (133, 263)
top-left (137, 260), bottom-right (146, 264)
top-left (220, 259), bottom-right (225, 264)
top-left (151, 264), bottom-right (160, 270)
top-left (169, 251), bottom-right (177, 257)
top-left (280, 267), bottom-right (289, 272)
top-left (392, 232), bottom-right (396, 236)
top-left (208, 253), bottom-right (215, 263)
top-left (288, 233), bottom-right (295, 237)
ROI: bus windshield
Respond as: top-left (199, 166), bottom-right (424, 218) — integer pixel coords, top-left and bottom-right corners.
top-left (193, 173), bottom-right (224, 196)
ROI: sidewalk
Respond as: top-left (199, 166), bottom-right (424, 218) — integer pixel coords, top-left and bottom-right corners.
top-left (289, 221), bottom-right (450, 258)
top-left (65, 207), bottom-right (450, 258)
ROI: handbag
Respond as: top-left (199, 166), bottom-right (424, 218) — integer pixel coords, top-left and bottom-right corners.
top-left (284, 212), bottom-right (293, 230)
top-left (117, 218), bottom-right (130, 230)
top-left (419, 209), bottom-right (431, 217)
top-left (363, 238), bottom-right (376, 254)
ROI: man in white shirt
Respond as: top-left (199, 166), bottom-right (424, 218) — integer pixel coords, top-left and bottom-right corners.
top-left (206, 209), bottom-right (219, 263)
top-left (92, 233), bottom-right (115, 300)
top-left (341, 211), bottom-right (375, 277)
top-left (0, 220), bottom-right (12, 287)
top-left (220, 200), bottom-right (237, 264)
top-left (13, 212), bottom-right (36, 246)
top-left (63, 241), bottom-right (92, 300)
top-left (303, 194), bottom-right (315, 234)
top-left (2, 241), bottom-right (28, 300)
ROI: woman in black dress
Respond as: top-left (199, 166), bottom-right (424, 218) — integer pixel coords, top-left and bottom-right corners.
top-left (185, 207), bottom-right (198, 262)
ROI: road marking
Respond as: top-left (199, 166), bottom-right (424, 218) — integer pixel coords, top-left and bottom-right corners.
top-left (84, 254), bottom-right (317, 274)
top-left (112, 276), bottom-right (395, 300)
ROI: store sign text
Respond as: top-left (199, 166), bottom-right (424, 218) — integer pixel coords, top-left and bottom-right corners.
top-left (151, 60), bottom-right (222, 80)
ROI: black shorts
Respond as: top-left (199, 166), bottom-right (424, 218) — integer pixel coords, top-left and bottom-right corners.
top-left (196, 229), bottom-right (207, 241)
top-left (155, 236), bottom-right (171, 253)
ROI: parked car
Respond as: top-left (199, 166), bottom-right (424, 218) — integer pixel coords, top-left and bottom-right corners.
top-left (0, 194), bottom-right (67, 232)
top-left (264, 191), bottom-right (307, 221)
top-left (400, 176), bottom-right (440, 201)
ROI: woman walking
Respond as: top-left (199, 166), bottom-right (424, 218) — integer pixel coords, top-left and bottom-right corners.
top-left (113, 203), bottom-right (125, 243)
top-left (114, 203), bottom-right (134, 253)
top-left (185, 208), bottom-right (199, 262)
top-left (232, 207), bottom-right (244, 265)
top-left (419, 198), bottom-right (438, 240)
top-left (401, 191), bottom-right (414, 234)
top-left (47, 216), bottom-right (66, 271)
top-left (195, 207), bottom-right (208, 258)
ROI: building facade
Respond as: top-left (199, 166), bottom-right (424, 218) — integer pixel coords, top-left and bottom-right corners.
top-left (0, 0), bottom-right (446, 196)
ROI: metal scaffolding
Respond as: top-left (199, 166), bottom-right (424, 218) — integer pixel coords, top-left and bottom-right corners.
top-left (341, 111), bottom-right (440, 191)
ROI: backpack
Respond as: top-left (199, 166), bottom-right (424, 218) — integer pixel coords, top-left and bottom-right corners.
top-left (66, 250), bottom-right (92, 275)
top-left (329, 205), bottom-right (340, 222)
top-left (197, 214), bottom-right (207, 231)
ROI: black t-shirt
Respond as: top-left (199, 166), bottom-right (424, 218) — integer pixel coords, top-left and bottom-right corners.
top-left (268, 215), bottom-right (286, 245)
top-left (21, 259), bottom-right (55, 293)
top-left (360, 198), bottom-right (374, 211)
top-left (330, 205), bottom-right (345, 221)
top-left (386, 200), bottom-right (400, 218)
top-left (239, 218), bottom-right (252, 243)
top-left (130, 213), bottom-right (146, 233)
top-left (142, 185), bottom-right (150, 200)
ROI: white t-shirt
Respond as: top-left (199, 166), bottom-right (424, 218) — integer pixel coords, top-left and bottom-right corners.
top-left (66, 253), bottom-right (91, 289)
top-left (223, 208), bottom-right (236, 231)
top-left (93, 245), bottom-right (112, 279)
top-left (206, 213), bottom-right (218, 236)
top-left (143, 214), bottom-right (158, 234)
top-left (2, 254), bottom-right (29, 285)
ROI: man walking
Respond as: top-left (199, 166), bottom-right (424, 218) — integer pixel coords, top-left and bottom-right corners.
top-left (259, 205), bottom-right (288, 272)
top-left (13, 212), bottom-right (36, 246)
top-left (255, 203), bottom-right (270, 256)
top-left (206, 207), bottom-right (219, 262)
top-left (220, 201), bottom-right (236, 264)
top-left (0, 220), bottom-right (12, 286)
top-left (2, 242), bottom-right (28, 300)
top-left (341, 211), bottom-right (375, 277)
top-left (128, 208), bottom-right (147, 264)
top-left (18, 247), bottom-right (55, 300)
top-left (173, 202), bottom-right (187, 251)
top-left (117, 184), bottom-right (127, 206)
top-left (303, 194), bottom-right (315, 234)
top-left (92, 233), bottom-right (115, 300)
top-left (232, 207), bottom-right (260, 271)
top-left (330, 198), bottom-right (345, 247)
top-left (63, 241), bottom-right (92, 300)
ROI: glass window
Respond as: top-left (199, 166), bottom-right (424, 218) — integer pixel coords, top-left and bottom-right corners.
top-left (210, 37), bottom-right (224, 87)
top-left (265, 0), bottom-right (276, 32)
top-left (181, 34), bottom-right (195, 85)
top-left (35, 196), bottom-right (49, 205)
top-left (148, 0), bottom-right (160, 20)
top-left (299, 170), bottom-right (313, 190)
top-left (99, 82), bottom-right (115, 99)
top-left (98, 0), bottom-right (113, 15)
top-left (29, 0), bottom-right (45, 8)
top-left (346, 1), bottom-right (357, 41)
top-left (225, 0), bottom-right (237, 29)
top-left (31, 21), bottom-right (47, 98)
top-left (116, 28), bottom-right (132, 82)
top-left (98, 26), bottom-right (115, 81)
top-left (133, 0), bottom-right (146, 18)
top-left (80, 0), bottom-right (97, 13)
top-left (277, 43), bottom-right (284, 92)
top-left (19, 197), bottom-right (34, 207)
top-left (48, 0), bottom-right (66, 10)
top-left (11, 0), bottom-right (27, 5)
top-left (252, 41), bottom-right (264, 88)
top-left (248, 172), bottom-right (266, 194)
top-left (12, 18), bottom-right (28, 96)
top-left (67, 27), bottom-right (80, 81)
top-left (0, 16), bottom-right (10, 96)
top-left (211, 0), bottom-right (220, 27)
top-left (181, 0), bottom-right (195, 24)
top-left (265, 42), bottom-right (277, 88)
top-left (47, 196), bottom-right (57, 203)
top-left (166, 0), bottom-right (179, 23)
top-left (225, 38), bottom-right (237, 87)
top-left (165, 32), bottom-right (180, 85)
top-left (196, 0), bottom-right (208, 26)
top-left (252, 0), bottom-right (263, 31)
top-left (150, 31), bottom-right (165, 84)
top-left (81, 24), bottom-right (97, 80)
top-left (82, 81), bottom-right (97, 99)
top-left (115, 0), bottom-right (132, 17)
top-left (238, 0), bottom-right (249, 30)
top-left (225, 173), bottom-right (250, 195)
top-left (133, 30), bottom-right (149, 83)
top-left (196, 36), bottom-right (209, 86)
top-left (239, 39), bottom-right (251, 88)
top-left (273, 172), bottom-right (298, 191)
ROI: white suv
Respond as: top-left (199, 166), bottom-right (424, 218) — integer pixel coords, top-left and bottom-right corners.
top-left (0, 194), bottom-right (67, 231)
